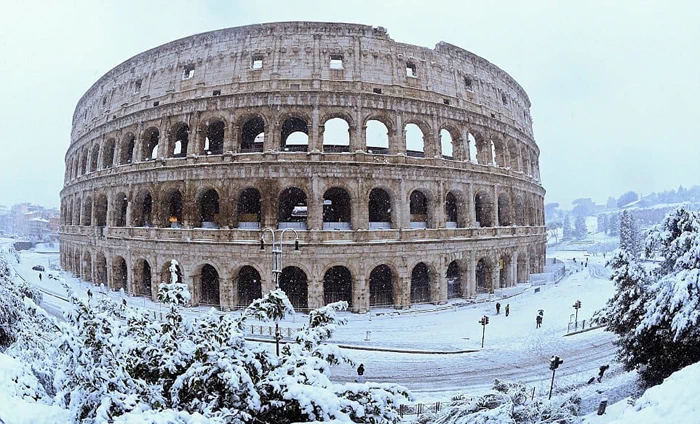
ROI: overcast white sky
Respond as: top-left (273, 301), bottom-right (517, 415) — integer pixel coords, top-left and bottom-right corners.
top-left (1, 0), bottom-right (698, 210)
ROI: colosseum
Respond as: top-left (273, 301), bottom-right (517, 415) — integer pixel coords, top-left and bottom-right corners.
top-left (59, 22), bottom-right (546, 313)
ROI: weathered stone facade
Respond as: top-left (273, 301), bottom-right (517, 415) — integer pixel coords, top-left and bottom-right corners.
top-left (59, 22), bottom-right (546, 313)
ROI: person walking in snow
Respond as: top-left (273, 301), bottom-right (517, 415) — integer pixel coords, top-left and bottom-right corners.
top-left (87, 288), bottom-right (93, 299)
top-left (496, 302), bottom-right (501, 314)
top-left (357, 363), bottom-right (365, 383)
top-left (505, 304), bottom-right (510, 317)
top-left (536, 314), bottom-right (543, 328)
top-left (38, 273), bottom-right (42, 281)
top-left (597, 364), bottom-right (609, 382)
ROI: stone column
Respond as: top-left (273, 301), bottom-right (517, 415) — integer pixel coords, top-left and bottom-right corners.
top-left (310, 106), bottom-right (321, 152)
top-left (308, 278), bottom-right (323, 310)
top-left (435, 182), bottom-right (445, 229)
top-left (265, 120), bottom-right (280, 152)
top-left (492, 185), bottom-right (499, 227)
top-left (309, 177), bottom-right (322, 230)
top-left (468, 183), bottom-right (476, 227)
top-left (391, 115), bottom-right (405, 154)
top-left (511, 251), bottom-right (518, 287)
top-left (353, 275), bottom-right (368, 313)
top-left (492, 255), bottom-right (500, 291)
top-left (230, 124), bottom-right (241, 154)
top-left (398, 275), bottom-right (411, 309)
top-left (434, 261), bottom-right (447, 304)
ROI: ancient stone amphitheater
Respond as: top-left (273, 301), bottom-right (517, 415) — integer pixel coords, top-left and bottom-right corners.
top-left (60, 22), bottom-right (546, 313)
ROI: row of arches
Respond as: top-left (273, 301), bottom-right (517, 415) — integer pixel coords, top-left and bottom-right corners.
top-left (60, 244), bottom-right (546, 312)
top-left (65, 112), bottom-right (541, 183)
top-left (61, 184), bottom-right (545, 229)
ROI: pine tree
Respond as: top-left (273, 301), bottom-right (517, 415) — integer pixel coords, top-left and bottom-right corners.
top-left (609, 213), bottom-right (620, 236)
top-left (562, 214), bottom-right (573, 241)
top-left (597, 214), bottom-right (608, 234)
top-left (574, 215), bottom-right (587, 239)
top-left (620, 211), bottom-right (642, 258)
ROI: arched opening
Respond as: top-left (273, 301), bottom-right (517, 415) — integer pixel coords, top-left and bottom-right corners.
top-left (120, 134), bottom-right (135, 165)
top-left (440, 129), bottom-right (453, 160)
top-left (165, 190), bottom-right (183, 228)
top-left (199, 264), bottom-right (220, 306)
top-left (81, 197), bottom-right (92, 226)
top-left (114, 193), bottom-right (127, 227)
top-left (279, 266), bottom-right (308, 311)
top-left (133, 192), bottom-right (153, 227)
top-left (468, 133), bottom-right (478, 163)
top-left (90, 146), bottom-right (100, 172)
top-left (517, 255), bottom-right (528, 284)
top-left (409, 190), bottom-right (428, 229)
top-left (81, 252), bottom-right (92, 282)
top-left (281, 117), bottom-right (308, 152)
top-left (323, 266), bottom-right (352, 306)
top-left (203, 120), bottom-right (225, 155)
top-left (172, 124), bottom-right (189, 158)
top-left (498, 193), bottom-right (511, 226)
top-left (112, 256), bottom-right (128, 291)
top-left (509, 144), bottom-right (520, 171)
top-left (74, 198), bottom-right (81, 226)
top-left (499, 254), bottom-right (512, 288)
top-left (514, 196), bottom-right (525, 226)
top-left (198, 189), bottom-right (220, 228)
top-left (102, 139), bottom-right (115, 168)
top-left (322, 118), bottom-right (350, 153)
top-left (446, 261), bottom-right (462, 299)
top-left (160, 260), bottom-right (183, 285)
top-left (366, 120), bottom-right (389, 154)
top-left (95, 195), bottom-right (108, 227)
top-left (134, 259), bottom-right (152, 297)
top-left (278, 187), bottom-right (307, 230)
top-left (80, 151), bottom-right (88, 175)
top-left (474, 191), bottom-right (493, 228)
top-left (94, 253), bottom-right (107, 285)
top-left (368, 188), bottom-right (392, 230)
top-left (142, 128), bottom-right (159, 161)
top-left (445, 192), bottom-right (459, 228)
top-left (405, 123), bottom-right (425, 158)
top-left (476, 258), bottom-right (493, 294)
top-left (237, 188), bottom-right (261, 229)
top-left (410, 262), bottom-right (431, 304)
top-left (529, 253), bottom-right (537, 275)
top-left (241, 116), bottom-right (264, 153)
top-left (369, 264), bottom-right (393, 308)
top-left (492, 139), bottom-right (506, 167)
top-left (323, 187), bottom-right (351, 230)
top-left (237, 266), bottom-right (262, 307)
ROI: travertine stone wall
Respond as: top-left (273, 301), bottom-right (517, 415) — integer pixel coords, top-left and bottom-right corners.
top-left (60, 22), bottom-right (546, 313)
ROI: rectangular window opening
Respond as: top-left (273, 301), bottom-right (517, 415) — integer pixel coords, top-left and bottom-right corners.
top-left (251, 55), bottom-right (264, 70)
top-left (502, 93), bottom-right (509, 106)
top-left (465, 77), bottom-right (473, 91)
top-left (406, 62), bottom-right (417, 78)
top-left (443, 98), bottom-right (451, 105)
top-left (182, 64), bottom-right (195, 80)
top-left (212, 90), bottom-right (221, 96)
top-left (330, 54), bottom-right (344, 70)
top-left (289, 83), bottom-right (301, 90)
top-left (134, 79), bottom-right (142, 94)
top-left (373, 88), bottom-right (383, 94)
top-left (153, 101), bottom-right (160, 107)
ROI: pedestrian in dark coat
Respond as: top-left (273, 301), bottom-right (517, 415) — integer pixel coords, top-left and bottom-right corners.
top-left (597, 364), bottom-right (610, 382)
top-left (496, 302), bottom-right (501, 314)
top-left (38, 273), bottom-right (42, 281)
top-left (357, 363), bottom-right (365, 383)
top-left (505, 304), bottom-right (510, 317)
top-left (536, 314), bottom-right (543, 328)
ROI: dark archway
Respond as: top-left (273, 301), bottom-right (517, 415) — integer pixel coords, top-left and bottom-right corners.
top-left (198, 189), bottom-right (220, 228)
top-left (447, 261), bottom-right (462, 299)
top-left (369, 264), bottom-right (393, 307)
top-left (142, 128), bottom-right (159, 161)
top-left (204, 121), bottom-right (225, 155)
top-left (323, 266), bottom-right (352, 306)
top-left (165, 190), bottom-right (183, 227)
top-left (281, 117), bottom-right (308, 152)
top-left (90, 146), bottom-right (100, 172)
top-left (134, 259), bottom-right (152, 296)
top-left (95, 195), bottom-right (108, 227)
top-left (94, 253), bottom-right (107, 286)
top-left (323, 187), bottom-right (351, 230)
top-left (238, 188), bottom-right (261, 229)
top-left (279, 266), bottom-right (308, 311)
top-left (445, 192), bottom-right (458, 228)
top-left (241, 116), bottom-right (265, 153)
top-left (199, 264), bottom-right (220, 306)
top-left (474, 191), bottom-right (493, 228)
top-left (278, 187), bottom-right (307, 229)
top-left (120, 135), bottom-right (135, 165)
top-left (112, 256), bottom-right (128, 291)
top-left (498, 193), bottom-right (511, 226)
top-left (369, 188), bottom-right (392, 229)
top-left (409, 190), bottom-right (428, 229)
top-left (81, 197), bottom-right (92, 226)
top-left (410, 262), bottom-right (430, 304)
top-left (103, 139), bottom-right (116, 168)
top-left (237, 266), bottom-right (262, 307)
top-left (476, 258), bottom-right (493, 293)
top-left (499, 254), bottom-right (512, 288)
top-left (114, 193), bottom-right (127, 227)
top-left (514, 196), bottom-right (525, 226)
top-left (172, 124), bottom-right (189, 158)
top-left (133, 192), bottom-right (153, 227)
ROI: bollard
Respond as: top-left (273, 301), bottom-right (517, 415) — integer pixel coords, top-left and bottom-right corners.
top-left (597, 398), bottom-right (608, 415)
top-left (365, 330), bottom-right (371, 341)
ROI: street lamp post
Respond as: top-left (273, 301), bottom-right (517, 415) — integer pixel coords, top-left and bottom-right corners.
top-left (548, 355), bottom-right (564, 400)
top-left (260, 227), bottom-right (300, 356)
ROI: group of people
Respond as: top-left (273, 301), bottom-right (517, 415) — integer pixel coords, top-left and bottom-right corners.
top-left (495, 302), bottom-right (510, 317)
top-left (495, 302), bottom-right (545, 328)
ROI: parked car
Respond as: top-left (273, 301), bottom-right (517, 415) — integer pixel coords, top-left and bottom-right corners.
top-left (31, 265), bottom-right (45, 272)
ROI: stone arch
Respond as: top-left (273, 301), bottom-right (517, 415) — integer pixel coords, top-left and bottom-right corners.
top-left (114, 192), bottom-right (128, 227)
top-left (409, 189), bottom-right (431, 229)
top-left (499, 253), bottom-right (513, 288)
top-left (141, 127), bottom-right (160, 161)
top-left (94, 194), bottom-right (108, 227)
top-left (238, 187), bottom-right (261, 229)
top-left (163, 188), bottom-right (184, 227)
top-left (322, 117), bottom-right (350, 153)
top-left (514, 195), bottom-right (525, 226)
top-left (446, 260), bottom-right (462, 299)
top-left (170, 122), bottom-right (189, 158)
top-left (491, 135), bottom-right (507, 167)
top-left (368, 187), bottom-right (394, 230)
top-left (439, 129), bottom-right (453, 159)
top-left (81, 195), bottom-right (92, 226)
top-left (445, 190), bottom-right (467, 228)
top-left (197, 187), bottom-right (221, 228)
top-left (90, 145), bottom-right (100, 172)
top-left (133, 258), bottom-right (152, 296)
top-left (476, 256), bottom-right (493, 293)
top-left (202, 119), bottom-right (225, 155)
top-left (508, 139), bottom-right (520, 171)
top-left (160, 259), bottom-right (183, 285)
top-left (112, 256), bottom-right (128, 291)
top-left (323, 187), bottom-right (352, 230)
top-left (323, 265), bottom-right (353, 306)
top-left (474, 190), bottom-right (493, 228)
top-left (195, 263), bottom-right (220, 306)
top-left (498, 192), bottom-right (511, 226)
top-left (102, 138), bottom-right (116, 168)
top-left (80, 149), bottom-right (88, 175)
top-left (410, 262), bottom-right (431, 304)
top-left (368, 264), bottom-right (395, 308)
top-left (281, 115), bottom-right (309, 152)
top-left (240, 115), bottom-right (266, 153)
top-left (278, 186), bottom-right (308, 229)
top-left (237, 265), bottom-right (262, 307)
top-left (405, 122), bottom-right (426, 157)
top-left (517, 253), bottom-right (528, 284)
top-left (279, 266), bottom-right (308, 311)
top-left (94, 252), bottom-right (107, 285)
top-left (81, 250), bottom-right (92, 282)
top-left (133, 189), bottom-right (153, 227)
top-left (364, 116), bottom-right (391, 154)
top-left (526, 196), bottom-right (536, 226)
top-left (74, 197), bottom-right (82, 225)
top-left (120, 133), bottom-right (136, 164)
top-left (471, 130), bottom-right (490, 165)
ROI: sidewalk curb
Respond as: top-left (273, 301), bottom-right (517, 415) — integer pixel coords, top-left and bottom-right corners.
top-left (245, 337), bottom-right (480, 355)
top-left (564, 325), bottom-right (606, 337)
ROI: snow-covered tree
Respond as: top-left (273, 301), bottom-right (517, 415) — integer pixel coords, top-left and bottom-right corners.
top-left (597, 214), bottom-right (608, 234)
top-left (574, 215), bottom-right (587, 239)
top-left (619, 210), bottom-right (642, 258)
top-left (562, 214), bottom-right (573, 241)
top-left (609, 212), bottom-right (620, 236)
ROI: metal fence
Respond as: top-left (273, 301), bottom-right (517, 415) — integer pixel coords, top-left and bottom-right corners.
top-left (399, 402), bottom-right (443, 417)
